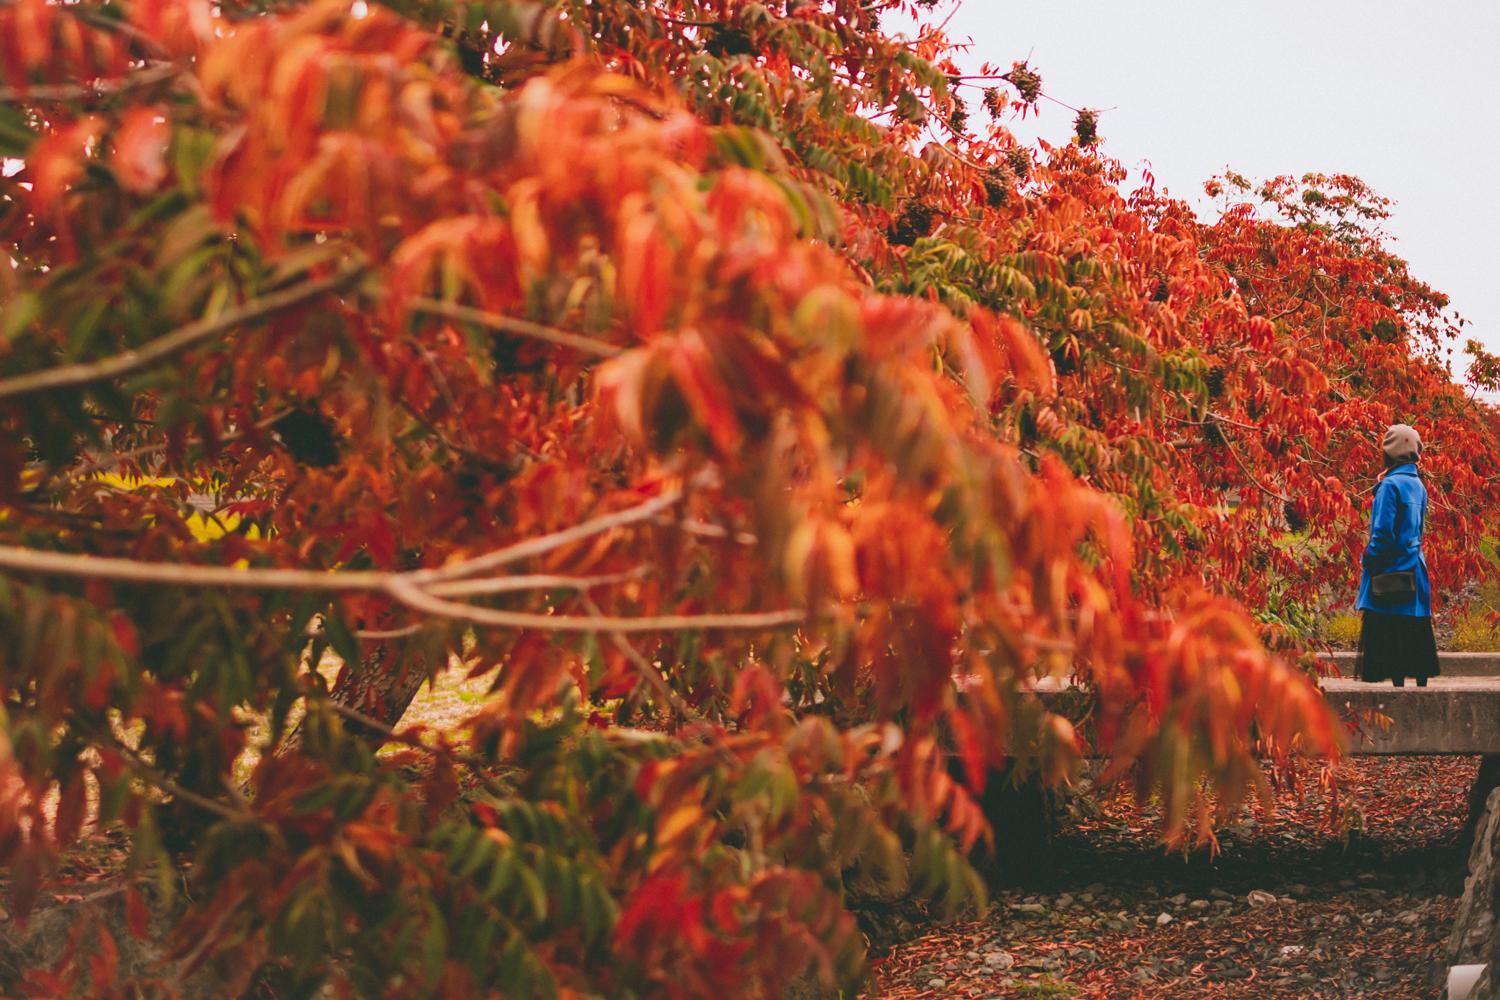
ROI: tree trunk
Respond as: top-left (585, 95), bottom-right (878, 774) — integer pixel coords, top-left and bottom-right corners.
top-left (1464, 755), bottom-right (1500, 845)
top-left (964, 763), bottom-right (1067, 889)
top-left (285, 610), bottom-right (436, 751)
top-left (328, 638), bottom-right (431, 733)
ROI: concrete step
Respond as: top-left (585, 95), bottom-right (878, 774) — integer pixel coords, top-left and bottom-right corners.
top-left (1319, 651), bottom-right (1500, 677)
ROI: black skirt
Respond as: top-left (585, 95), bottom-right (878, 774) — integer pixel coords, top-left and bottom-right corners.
top-left (1355, 610), bottom-right (1440, 683)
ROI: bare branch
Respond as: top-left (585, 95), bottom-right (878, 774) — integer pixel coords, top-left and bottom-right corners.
top-left (579, 593), bottom-right (702, 723)
top-left (305, 619), bottom-right (427, 640)
top-left (425, 567), bottom-right (649, 598)
top-left (0, 60), bottom-right (184, 104)
top-left (0, 545), bottom-right (389, 591)
top-left (0, 545), bottom-right (801, 634)
top-left (0, 266), bottom-right (363, 401)
top-left (1220, 431), bottom-right (1291, 504)
top-left (105, 735), bottom-right (246, 822)
top-left (409, 299), bottom-right (623, 358)
top-left (407, 488), bottom-right (687, 585)
top-left (386, 577), bottom-right (804, 634)
top-left (321, 699), bottom-right (491, 769)
top-left (0, 473), bottom-right (802, 636)
top-left (656, 516), bottom-right (759, 546)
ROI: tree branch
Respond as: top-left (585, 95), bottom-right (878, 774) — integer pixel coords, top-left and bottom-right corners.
top-left (409, 299), bottom-right (623, 358)
top-left (578, 593), bottom-right (702, 723)
top-left (385, 577), bottom-right (804, 634)
top-left (1219, 431), bottom-right (1291, 504)
top-left (656, 516), bottom-right (759, 546)
top-left (0, 545), bottom-right (390, 591)
top-left (104, 734), bottom-right (247, 823)
top-left (0, 60), bottom-right (185, 104)
top-left (321, 698), bottom-right (491, 769)
top-left (406, 488), bottom-right (688, 585)
top-left (0, 469), bottom-right (803, 635)
top-left (0, 265), bottom-right (363, 401)
top-left (0, 544), bottom-right (802, 634)
top-left (425, 567), bottom-right (649, 598)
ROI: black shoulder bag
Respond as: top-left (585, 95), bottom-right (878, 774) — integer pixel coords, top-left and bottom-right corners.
top-left (1370, 569), bottom-right (1416, 606)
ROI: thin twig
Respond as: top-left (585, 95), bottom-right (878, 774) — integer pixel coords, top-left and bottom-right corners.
top-left (426, 567), bottom-right (648, 598)
top-left (948, 75), bottom-right (1087, 115)
top-left (46, 406), bottom-right (298, 479)
top-left (409, 299), bottom-right (622, 359)
top-left (0, 266), bottom-right (363, 401)
top-left (1220, 432), bottom-right (1291, 504)
top-left (414, 345), bottom-right (479, 452)
top-left (1163, 410), bottom-right (1259, 432)
top-left (579, 593), bottom-right (702, 723)
top-left (0, 61), bottom-right (185, 104)
top-left (107, 736), bottom-right (246, 822)
top-left (1207, 410), bottom-right (1260, 431)
top-left (323, 699), bottom-right (489, 769)
top-left (658, 517), bottom-right (759, 546)
top-left (305, 620), bottom-right (426, 640)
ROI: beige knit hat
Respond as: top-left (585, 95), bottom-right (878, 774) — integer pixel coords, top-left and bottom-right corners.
top-left (1382, 423), bottom-right (1421, 461)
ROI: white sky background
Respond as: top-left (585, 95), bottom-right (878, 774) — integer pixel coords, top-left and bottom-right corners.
top-left (897, 1), bottom-right (1500, 383)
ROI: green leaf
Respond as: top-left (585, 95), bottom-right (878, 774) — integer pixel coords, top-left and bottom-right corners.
top-left (0, 103), bottom-right (37, 157)
top-left (96, 773), bottom-right (131, 825)
top-left (322, 614), bottom-right (361, 675)
top-left (0, 292), bottom-right (40, 344)
top-left (482, 849), bottom-right (516, 900)
top-left (61, 298), bottom-right (110, 363)
top-left (453, 830), bottom-right (496, 881)
top-left (516, 863), bottom-right (547, 924)
top-left (420, 900), bottom-right (448, 986)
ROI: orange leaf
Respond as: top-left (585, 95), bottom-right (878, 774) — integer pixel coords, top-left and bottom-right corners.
top-left (113, 106), bottom-right (170, 193)
top-left (28, 117), bottom-right (104, 213)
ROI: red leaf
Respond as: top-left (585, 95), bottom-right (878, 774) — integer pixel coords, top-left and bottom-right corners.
top-left (89, 923), bottom-right (119, 988)
top-left (125, 885), bottom-right (150, 940)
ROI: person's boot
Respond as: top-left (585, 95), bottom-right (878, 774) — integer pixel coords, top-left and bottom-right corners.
top-left (1392, 677), bottom-right (1405, 687)
top-left (1417, 676), bottom-right (1428, 688)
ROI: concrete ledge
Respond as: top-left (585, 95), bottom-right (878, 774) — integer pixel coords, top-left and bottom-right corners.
top-left (1322, 677), bottom-right (1500, 754)
top-left (1030, 675), bottom-right (1500, 755)
top-left (1319, 651), bottom-right (1500, 677)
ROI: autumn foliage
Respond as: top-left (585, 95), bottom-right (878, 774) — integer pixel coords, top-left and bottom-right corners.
top-left (0, 0), bottom-right (1494, 994)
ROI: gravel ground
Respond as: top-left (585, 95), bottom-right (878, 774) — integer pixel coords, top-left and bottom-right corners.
top-left (868, 756), bottom-right (1479, 999)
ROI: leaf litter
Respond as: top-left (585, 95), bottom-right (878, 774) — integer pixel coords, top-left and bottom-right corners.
top-left (867, 755), bottom-right (1478, 999)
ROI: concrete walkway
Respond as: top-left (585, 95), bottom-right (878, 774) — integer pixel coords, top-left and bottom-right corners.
top-left (1320, 651), bottom-right (1500, 677)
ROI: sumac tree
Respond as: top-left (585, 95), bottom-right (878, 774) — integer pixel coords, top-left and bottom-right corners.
top-left (0, 0), bottom-right (1487, 995)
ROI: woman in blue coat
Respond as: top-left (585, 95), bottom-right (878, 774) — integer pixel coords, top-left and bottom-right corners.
top-left (1354, 423), bottom-right (1439, 686)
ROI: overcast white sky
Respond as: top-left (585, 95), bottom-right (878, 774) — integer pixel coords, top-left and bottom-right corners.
top-left (904, 1), bottom-right (1500, 381)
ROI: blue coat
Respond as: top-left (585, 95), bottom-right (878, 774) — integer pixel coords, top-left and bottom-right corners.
top-left (1356, 463), bottom-right (1431, 617)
